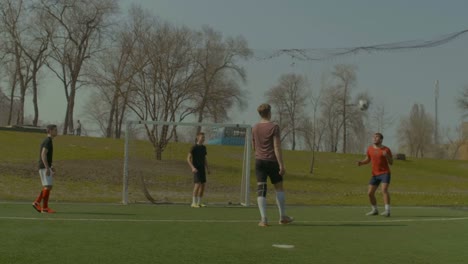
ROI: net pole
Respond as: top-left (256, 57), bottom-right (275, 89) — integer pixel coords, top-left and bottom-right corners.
top-left (241, 137), bottom-right (247, 205)
top-left (122, 121), bottom-right (130, 205)
top-left (244, 126), bottom-right (252, 206)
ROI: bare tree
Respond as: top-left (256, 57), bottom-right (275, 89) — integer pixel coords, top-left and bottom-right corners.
top-left (346, 104), bottom-right (367, 153)
top-left (302, 94), bottom-right (326, 174)
top-left (1, 62), bottom-right (19, 125)
top-left (192, 25), bottom-right (252, 132)
top-left (18, 5), bottom-right (53, 126)
top-left (303, 76), bottom-right (325, 155)
top-left (126, 19), bottom-right (199, 160)
top-left (398, 103), bottom-right (434, 158)
top-left (266, 73), bottom-right (310, 150)
top-left (82, 92), bottom-right (109, 136)
top-left (445, 124), bottom-right (468, 159)
top-left (320, 84), bottom-right (343, 152)
top-left (457, 85), bottom-right (468, 118)
top-left (0, 88), bottom-right (20, 125)
top-left (0, 1), bottom-right (18, 125)
top-left (332, 64), bottom-right (357, 153)
top-left (370, 104), bottom-right (394, 133)
top-left (346, 91), bottom-right (372, 154)
top-left (38, 0), bottom-right (119, 134)
top-left (85, 5), bottom-right (148, 138)
top-left (0, 0), bottom-right (33, 125)
top-left (196, 72), bottom-right (247, 123)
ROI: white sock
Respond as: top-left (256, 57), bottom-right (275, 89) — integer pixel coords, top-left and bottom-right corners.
top-left (257, 197), bottom-right (267, 222)
top-left (192, 196), bottom-right (197, 205)
top-left (276, 192), bottom-right (286, 218)
top-left (196, 196), bottom-right (201, 205)
top-left (372, 205), bottom-right (378, 211)
top-left (385, 204), bottom-right (390, 211)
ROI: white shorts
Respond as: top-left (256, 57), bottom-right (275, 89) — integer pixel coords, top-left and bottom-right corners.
top-left (39, 169), bottom-right (54, 186)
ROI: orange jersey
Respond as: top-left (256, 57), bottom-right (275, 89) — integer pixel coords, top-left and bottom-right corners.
top-left (366, 145), bottom-right (392, 176)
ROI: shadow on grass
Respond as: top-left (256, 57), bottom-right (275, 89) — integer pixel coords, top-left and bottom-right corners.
top-left (286, 223), bottom-right (407, 227)
top-left (58, 212), bottom-right (136, 216)
top-left (410, 215), bottom-right (466, 218)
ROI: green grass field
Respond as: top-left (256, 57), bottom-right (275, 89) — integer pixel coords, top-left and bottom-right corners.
top-left (1, 130), bottom-right (468, 263)
top-left (1, 203), bottom-right (468, 264)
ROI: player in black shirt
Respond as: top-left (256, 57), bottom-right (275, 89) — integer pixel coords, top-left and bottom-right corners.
top-left (32, 124), bottom-right (58, 213)
top-left (187, 132), bottom-right (210, 208)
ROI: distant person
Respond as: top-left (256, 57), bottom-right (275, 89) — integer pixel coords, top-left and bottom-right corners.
top-left (32, 124), bottom-right (58, 213)
top-left (252, 103), bottom-right (293, 227)
top-left (76, 120), bottom-right (82, 136)
top-left (187, 132), bottom-right (210, 208)
top-left (357, 132), bottom-right (393, 217)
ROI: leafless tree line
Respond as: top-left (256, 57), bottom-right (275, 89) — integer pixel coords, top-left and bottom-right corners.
top-left (0, 1), bottom-right (250, 159)
top-left (0, 1), bottom-right (466, 161)
top-left (396, 85), bottom-right (468, 159)
top-left (265, 65), bottom-right (371, 155)
top-left (83, 6), bottom-right (251, 159)
top-left (0, 0), bottom-right (118, 134)
top-left (265, 65), bottom-right (467, 161)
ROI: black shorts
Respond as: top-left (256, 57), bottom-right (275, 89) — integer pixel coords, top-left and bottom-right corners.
top-left (255, 159), bottom-right (283, 184)
top-left (193, 168), bottom-right (206, 184)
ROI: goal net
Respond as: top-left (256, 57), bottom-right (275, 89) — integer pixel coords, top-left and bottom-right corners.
top-left (122, 120), bottom-right (252, 206)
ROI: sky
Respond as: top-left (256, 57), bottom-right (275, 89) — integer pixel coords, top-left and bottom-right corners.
top-left (25, 0), bottom-right (468, 149)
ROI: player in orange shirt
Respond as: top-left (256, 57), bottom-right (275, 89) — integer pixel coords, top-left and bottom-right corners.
top-left (357, 133), bottom-right (393, 217)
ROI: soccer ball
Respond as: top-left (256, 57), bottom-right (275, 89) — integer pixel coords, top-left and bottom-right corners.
top-left (358, 99), bottom-right (369, 111)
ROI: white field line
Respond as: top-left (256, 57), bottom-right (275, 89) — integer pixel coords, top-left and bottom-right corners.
top-left (1, 216), bottom-right (468, 224)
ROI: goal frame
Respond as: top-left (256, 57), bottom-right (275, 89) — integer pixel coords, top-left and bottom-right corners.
top-left (122, 120), bottom-right (252, 206)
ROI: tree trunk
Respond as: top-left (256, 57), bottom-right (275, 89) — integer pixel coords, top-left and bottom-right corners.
top-left (116, 93), bottom-right (129, 139)
top-left (196, 95), bottom-right (208, 133)
top-left (63, 103), bottom-right (70, 135)
top-left (68, 88), bottom-right (76, 134)
top-left (18, 89), bottom-right (25, 125)
top-left (106, 89), bottom-right (119, 138)
top-left (32, 71), bottom-right (39, 126)
top-left (292, 129), bottom-right (296, 150)
top-left (62, 87), bottom-right (76, 135)
top-left (7, 77), bottom-right (17, 125)
top-left (342, 83), bottom-right (348, 153)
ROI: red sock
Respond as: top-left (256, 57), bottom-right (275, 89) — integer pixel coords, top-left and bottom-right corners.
top-left (42, 188), bottom-right (50, 209)
top-left (34, 190), bottom-right (43, 204)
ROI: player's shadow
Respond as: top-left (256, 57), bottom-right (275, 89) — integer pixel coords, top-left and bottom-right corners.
top-left (287, 223), bottom-right (407, 227)
top-left (411, 215), bottom-right (464, 218)
top-left (59, 212), bottom-right (136, 216)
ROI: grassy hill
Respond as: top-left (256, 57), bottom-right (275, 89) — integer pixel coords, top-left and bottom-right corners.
top-left (1, 130), bottom-right (467, 206)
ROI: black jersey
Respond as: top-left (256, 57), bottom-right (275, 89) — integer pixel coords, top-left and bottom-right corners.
top-left (38, 136), bottom-right (53, 169)
top-left (190, 144), bottom-right (207, 169)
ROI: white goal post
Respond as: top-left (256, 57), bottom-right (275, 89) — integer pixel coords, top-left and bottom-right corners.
top-left (122, 120), bottom-right (252, 206)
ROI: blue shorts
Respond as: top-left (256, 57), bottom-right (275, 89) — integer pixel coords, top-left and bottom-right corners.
top-left (369, 173), bottom-right (391, 186)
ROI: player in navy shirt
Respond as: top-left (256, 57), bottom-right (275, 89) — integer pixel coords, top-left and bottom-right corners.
top-left (32, 124), bottom-right (58, 213)
top-left (187, 132), bottom-right (210, 207)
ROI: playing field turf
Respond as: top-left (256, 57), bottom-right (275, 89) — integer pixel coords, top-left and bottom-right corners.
top-left (2, 131), bottom-right (468, 263)
top-left (1, 203), bottom-right (468, 264)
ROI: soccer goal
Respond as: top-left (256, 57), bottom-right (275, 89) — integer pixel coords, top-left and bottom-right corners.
top-left (122, 120), bottom-right (252, 206)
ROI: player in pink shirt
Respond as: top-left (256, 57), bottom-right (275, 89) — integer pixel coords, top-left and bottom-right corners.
top-left (252, 103), bottom-right (293, 226)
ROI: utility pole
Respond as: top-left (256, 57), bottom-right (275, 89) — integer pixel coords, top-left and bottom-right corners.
top-left (434, 80), bottom-right (439, 145)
